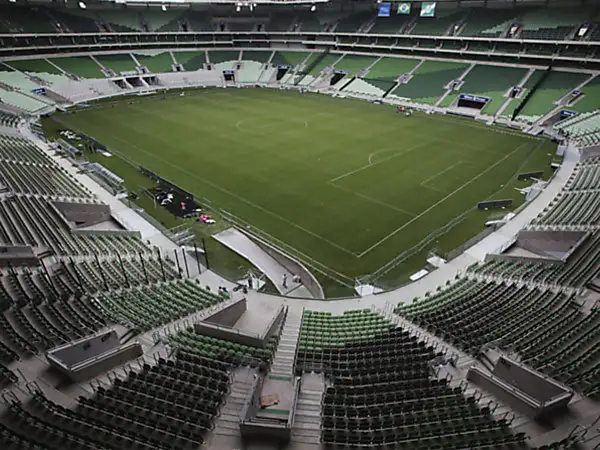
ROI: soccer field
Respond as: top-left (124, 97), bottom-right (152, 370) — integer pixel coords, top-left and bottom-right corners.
top-left (54, 88), bottom-right (556, 287)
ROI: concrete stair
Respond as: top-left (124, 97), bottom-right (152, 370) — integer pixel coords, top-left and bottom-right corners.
top-left (270, 308), bottom-right (302, 377)
top-left (290, 372), bottom-right (325, 448)
top-left (211, 366), bottom-right (257, 440)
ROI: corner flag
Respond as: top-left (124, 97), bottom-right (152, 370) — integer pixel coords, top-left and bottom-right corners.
top-left (397, 2), bottom-right (411, 14)
top-left (420, 2), bottom-right (436, 17)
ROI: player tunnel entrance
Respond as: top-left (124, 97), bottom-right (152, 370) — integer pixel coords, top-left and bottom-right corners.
top-left (456, 93), bottom-right (491, 110)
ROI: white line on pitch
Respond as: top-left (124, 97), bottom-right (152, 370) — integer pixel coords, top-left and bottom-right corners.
top-left (328, 141), bottom-right (430, 183)
top-left (93, 116), bottom-right (358, 257)
top-left (420, 161), bottom-right (463, 187)
top-left (329, 183), bottom-right (417, 217)
top-left (356, 143), bottom-right (528, 258)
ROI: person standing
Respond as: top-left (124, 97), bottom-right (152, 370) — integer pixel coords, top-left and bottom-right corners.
top-left (282, 273), bottom-right (288, 289)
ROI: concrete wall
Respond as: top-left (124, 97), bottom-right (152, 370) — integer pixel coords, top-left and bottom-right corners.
top-left (195, 304), bottom-right (286, 349)
top-left (46, 329), bottom-right (143, 382)
top-left (242, 230), bottom-right (324, 299)
top-left (52, 201), bottom-right (111, 228)
top-left (493, 357), bottom-right (566, 402)
top-left (467, 357), bottom-right (573, 419)
top-left (204, 298), bottom-right (247, 327)
top-left (194, 321), bottom-right (263, 347)
top-left (0, 245), bottom-right (40, 266)
top-left (516, 230), bottom-right (588, 260)
top-left (49, 330), bottom-right (120, 367)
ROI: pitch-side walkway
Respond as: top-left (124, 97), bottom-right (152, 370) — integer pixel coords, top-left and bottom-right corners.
top-left (25, 118), bottom-right (580, 312)
top-left (243, 141), bottom-right (581, 313)
top-left (21, 123), bottom-right (206, 278)
top-left (214, 227), bottom-right (315, 298)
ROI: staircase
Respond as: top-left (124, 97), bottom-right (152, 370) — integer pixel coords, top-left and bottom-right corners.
top-left (295, 50), bottom-right (330, 86)
top-left (210, 366), bottom-right (257, 444)
top-left (435, 63), bottom-right (476, 107)
top-left (291, 372), bottom-right (325, 447)
top-left (270, 308), bottom-right (301, 378)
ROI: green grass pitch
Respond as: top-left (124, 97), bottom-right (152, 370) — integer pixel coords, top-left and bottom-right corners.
top-left (52, 88), bottom-right (557, 287)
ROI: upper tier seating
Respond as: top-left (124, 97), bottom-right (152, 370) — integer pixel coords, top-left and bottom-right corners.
top-left (0, 5), bottom-right (58, 33)
top-left (519, 8), bottom-right (590, 40)
top-left (460, 8), bottom-right (519, 37)
top-left (335, 11), bottom-right (373, 33)
top-left (368, 15), bottom-right (411, 34)
top-left (410, 10), bottom-right (466, 36)
top-left (296, 309), bottom-right (528, 449)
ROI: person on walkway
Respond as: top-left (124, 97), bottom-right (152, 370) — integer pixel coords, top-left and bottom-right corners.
top-left (282, 273), bottom-right (288, 289)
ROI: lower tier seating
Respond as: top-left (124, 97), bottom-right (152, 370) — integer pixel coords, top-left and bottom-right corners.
top-left (396, 279), bottom-right (600, 395)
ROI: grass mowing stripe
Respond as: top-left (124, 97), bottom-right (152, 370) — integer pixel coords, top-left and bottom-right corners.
top-left (357, 142), bottom-right (529, 257)
top-left (94, 120), bottom-right (358, 257)
top-left (52, 88), bottom-right (556, 286)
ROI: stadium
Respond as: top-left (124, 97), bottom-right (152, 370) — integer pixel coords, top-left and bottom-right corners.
top-left (0, 0), bottom-right (599, 448)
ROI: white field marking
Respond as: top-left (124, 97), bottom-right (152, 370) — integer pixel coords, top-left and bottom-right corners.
top-left (329, 141), bottom-right (431, 183)
top-left (235, 117), bottom-right (308, 133)
top-left (94, 119), bottom-right (358, 257)
top-left (420, 161), bottom-right (463, 187)
top-left (420, 114), bottom-right (541, 140)
top-left (368, 148), bottom-right (392, 166)
top-left (329, 182), bottom-right (417, 217)
top-left (356, 143), bottom-right (529, 258)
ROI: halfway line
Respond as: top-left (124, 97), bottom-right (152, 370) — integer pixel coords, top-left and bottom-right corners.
top-left (92, 114), bottom-right (358, 257)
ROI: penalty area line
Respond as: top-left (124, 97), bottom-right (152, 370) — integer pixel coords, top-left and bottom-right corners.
top-left (420, 161), bottom-right (463, 187)
top-left (356, 143), bottom-right (527, 258)
top-left (328, 141), bottom-right (431, 184)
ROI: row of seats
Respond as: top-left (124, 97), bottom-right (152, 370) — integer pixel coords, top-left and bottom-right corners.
top-left (0, 159), bottom-right (90, 198)
top-left (471, 232), bottom-right (600, 289)
top-left (554, 111), bottom-right (600, 148)
top-left (533, 156), bottom-right (600, 226)
top-left (169, 327), bottom-right (277, 366)
top-left (396, 277), bottom-right (600, 395)
top-left (0, 196), bottom-right (151, 257)
top-left (0, 112), bottom-right (20, 128)
top-left (296, 309), bottom-right (527, 449)
top-left (93, 279), bottom-right (223, 331)
top-left (0, 353), bottom-right (231, 449)
top-left (2, 4), bottom-right (597, 39)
